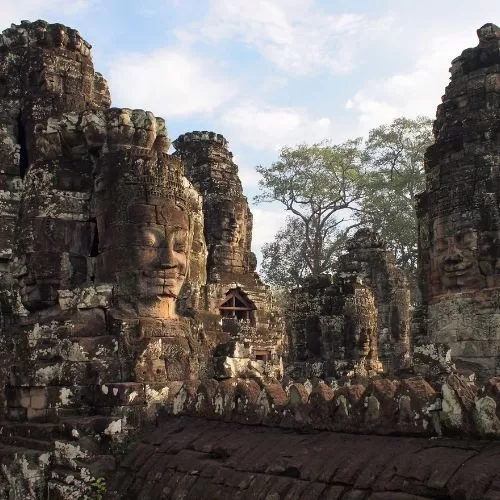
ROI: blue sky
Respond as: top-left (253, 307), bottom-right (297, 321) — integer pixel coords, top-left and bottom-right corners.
top-left (2, 0), bottom-right (500, 264)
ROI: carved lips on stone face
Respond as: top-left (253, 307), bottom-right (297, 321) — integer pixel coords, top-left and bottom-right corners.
top-left (432, 217), bottom-right (482, 292)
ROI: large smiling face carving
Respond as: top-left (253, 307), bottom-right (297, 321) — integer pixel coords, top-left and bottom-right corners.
top-left (431, 215), bottom-right (482, 292)
top-left (92, 142), bottom-right (195, 318)
top-left (131, 200), bottom-right (189, 299)
top-left (96, 198), bottom-right (191, 307)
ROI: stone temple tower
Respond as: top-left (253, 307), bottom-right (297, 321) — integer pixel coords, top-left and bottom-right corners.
top-left (173, 132), bottom-right (255, 284)
top-left (174, 132), bottom-right (285, 377)
top-left (416, 23), bottom-right (500, 378)
top-left (0, 20), bottom-right (110, 310)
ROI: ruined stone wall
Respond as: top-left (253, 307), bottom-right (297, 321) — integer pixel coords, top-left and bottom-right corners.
top-left (0, 105), bottom-right (226, 498)
top-left (0, 20), bottom-right (288, 496)
top-left (143, 371), bottom-right (500, 440)
top-left (338, 229), bottom-right (411, 373)
top-left (0, 20), bottom-right (110, 279)
top-left (0, 20), bottom-right (111, 419)
top-left (286, 275), bottom-right (373, 378)
top-left (416, 23), bottom-right (500, 378)
top-left (4, 108), bottom-right (224, 421)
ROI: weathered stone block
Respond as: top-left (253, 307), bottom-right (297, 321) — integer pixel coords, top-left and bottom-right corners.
top-left (29, 388), bottom-right (47, 410)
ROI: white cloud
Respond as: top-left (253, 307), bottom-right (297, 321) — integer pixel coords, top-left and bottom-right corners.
top-left (239, 167), bottom-right (262, 190)
top-left (346, 31), bottom-right (478, 133)
top-left (0, 0), bottom-right (89, 22)
top-left (177, 0), bottom-right (392, 75)
top-left (107, 49), bottom-right (236, 117)
top-left (250, 206), bottom-right (286, 248)
top-left (231, 153), bottom-right (262, 191)
top-left (221, 103), bottom-right (335, 151)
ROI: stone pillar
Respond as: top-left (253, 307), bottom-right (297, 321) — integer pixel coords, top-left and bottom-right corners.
top-left (173, 131), bottom-right (285, 379)
top-left (0, 21), bottom-right (111, 418)
top-left (286, 229), bottom-right (410, 379)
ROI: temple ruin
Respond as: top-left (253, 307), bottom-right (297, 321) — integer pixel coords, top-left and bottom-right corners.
top-left (286, 229), bottom-right (411, 380)
top-left (0, 17), bottom-right (499, 500)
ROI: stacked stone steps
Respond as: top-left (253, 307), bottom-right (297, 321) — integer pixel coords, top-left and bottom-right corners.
top-left (6, 317), bottom-right (140, 420)
top-left (0, 421), bottom-right (56, 463)
top-left (4, 310), bottom-right (174, 493)
top-left (0, 441), bottom-right (46, 459)
top-left (47, 468), bottom-right (93, 500)
top-left (1, 378), bottom-right (146, 497)
top-left (0, 414), bottom-right (123, 499)
top-left (44, 436), bottom-right (118, 500)
top-left (1, 435), bottom-right (53, 452)
top-left (46, 415), bottom-right (125, 500)
top-left (7, 329), bottom-right (123, 394)
top-left (25, 334), bottom-right (121, 365)
top-left (1, 414), bottom-right (124, 439)
top-left (31, 335), bottom-right (120, 360)
top-left (0, 423), bottom-right (54, 498)
top-left (6, 382), bottom-right (148, 424)
top-left (0, 421), bottom-right (59, 439)
top-left (0, 412), bottom-right (129, 448)
top-left (0, 443), bottom-right (49, 499)
top-left (0, 418), bottom-right (60, 454)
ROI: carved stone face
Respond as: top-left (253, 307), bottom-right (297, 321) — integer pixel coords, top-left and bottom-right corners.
top-left (131, 201), bottom-right (189, 299)
top-left (97, 199), bottom-right (189, 302)
top-left (357, 328), bottom-right (371, 358)
top-left (216, 200), bottom-right (245, 246)
top-left (432, 216), bottom-right (482, 292)
top-left (221, 209), bottom-right (240, 244)
top-left (206, 199), bottom-right (249, 278)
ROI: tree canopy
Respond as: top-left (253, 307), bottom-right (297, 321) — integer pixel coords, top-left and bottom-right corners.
top-left (255, 139), bottom-right (365, 280)
top-left (358, 116), bottom-right (433, 279)
top-left (255, 116), bottom-right (434, 292)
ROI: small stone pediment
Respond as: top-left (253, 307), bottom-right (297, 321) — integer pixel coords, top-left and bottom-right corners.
top-left (218, 287), bottom-right (256, 322)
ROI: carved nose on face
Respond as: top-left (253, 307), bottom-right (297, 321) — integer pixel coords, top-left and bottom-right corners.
top-left (159, 243), bottom-right (177, 269)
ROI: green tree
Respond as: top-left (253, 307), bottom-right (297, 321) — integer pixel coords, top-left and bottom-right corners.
top-left (255, 139), bottom-right (365, 283)
top-left (260, 217), bottom-right (349, 288)
top-left (358, 116), bottom-right (433, 287)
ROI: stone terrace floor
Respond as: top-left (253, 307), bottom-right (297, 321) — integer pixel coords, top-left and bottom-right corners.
top-left (109, 416), bottom-right (500, 499)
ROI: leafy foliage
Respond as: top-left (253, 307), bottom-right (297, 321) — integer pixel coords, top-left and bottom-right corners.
top-left (358, 116), bottom-right (433, 281)
top-left (255, 139), bottom-right (365, 282)
top-left (91, 477), bottom-right (107, 500)
top-left (260, 217), bottom-right (349, 288)
top-left (255, 117), bottom-right (434, 295)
